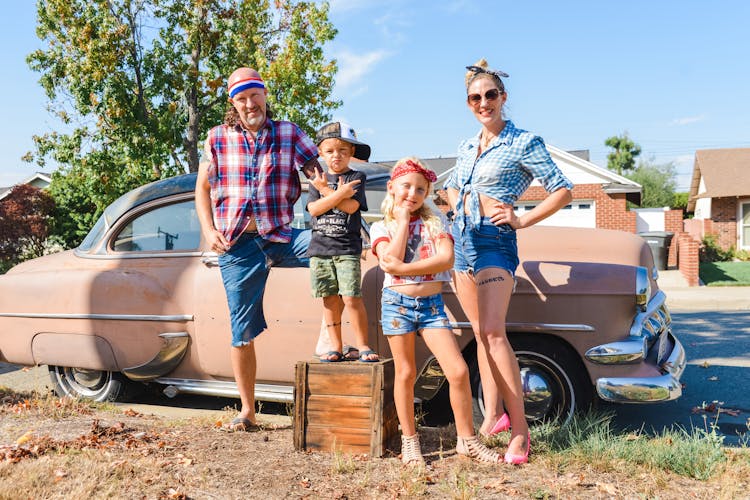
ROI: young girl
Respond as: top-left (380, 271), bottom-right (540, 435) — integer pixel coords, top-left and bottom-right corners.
top-left (370, 157), bottom-right (502, 465)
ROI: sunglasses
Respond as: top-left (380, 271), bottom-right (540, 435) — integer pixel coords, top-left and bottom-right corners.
top-left (467, 88), bottom-right (501, 104)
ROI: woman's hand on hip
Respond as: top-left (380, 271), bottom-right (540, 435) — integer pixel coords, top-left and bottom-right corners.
top-left (489, 202), bottom-right (522, 229)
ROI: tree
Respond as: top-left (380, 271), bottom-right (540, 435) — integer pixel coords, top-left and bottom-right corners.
top-left (605, 133), bottom-right (641, 175)
top-left (625, 159), bottom-right (677, 208)
top-left (26, 0), bottom-right (339, 246)
top-left (0, 185), bottom-right (56, 272)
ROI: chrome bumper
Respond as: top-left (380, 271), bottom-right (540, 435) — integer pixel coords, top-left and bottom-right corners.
top-left (595, 331), bottom-right (686, 403)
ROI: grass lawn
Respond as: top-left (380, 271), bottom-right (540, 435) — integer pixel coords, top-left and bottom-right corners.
top-left (700, 261), bottom-right (750, 286)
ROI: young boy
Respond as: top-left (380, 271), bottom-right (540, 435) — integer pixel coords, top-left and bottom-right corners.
top-left (307, 122), bottom-right (378, 362)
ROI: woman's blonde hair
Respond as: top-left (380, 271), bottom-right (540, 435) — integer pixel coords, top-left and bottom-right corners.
top-left (380, 157), bottom-right (444, 238)
top-left (465, 58), bottom-right (506, 93)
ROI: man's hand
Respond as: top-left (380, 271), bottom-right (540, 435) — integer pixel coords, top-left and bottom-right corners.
top-left (205, 228), bottom-right (230, 254)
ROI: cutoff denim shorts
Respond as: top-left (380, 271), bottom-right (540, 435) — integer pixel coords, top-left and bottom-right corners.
top-left (380, 287), bottom-right (452, 336)
top-left (452, 217), bottom-right (519, 277)
top-left (218, 228), bottom-right (311, 347)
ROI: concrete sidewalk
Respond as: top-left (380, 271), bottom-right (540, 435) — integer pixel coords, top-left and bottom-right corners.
top-left (658, 269), bottom-right (750, 311)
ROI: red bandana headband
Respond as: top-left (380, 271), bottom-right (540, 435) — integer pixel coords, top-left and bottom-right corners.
top-left (391, 160), bottom-right (437, 183)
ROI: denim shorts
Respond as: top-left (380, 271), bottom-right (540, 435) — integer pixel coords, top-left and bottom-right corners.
top-left (451, 217), bottom-right (519, 276)
top-left (380, 287), bottom-right (452, 336)
top-left (218, 228), bottom-right (311, 347)
top-left (310, 255), bottom-right (362, 298)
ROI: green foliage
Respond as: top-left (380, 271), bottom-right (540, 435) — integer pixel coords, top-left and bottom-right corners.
top-left (540, 411), bottom-right (727, 481)
top-left (27, 0), bottom-right (339, 247)
top-left (0, 185), bottom-right (56, 271)
top-left (700, 234), bottom-right (734, 263)
top-left (673, 191), bottom-right (689, 210)
top-left (625, 159), bottom-right (677, 208)
top-left (605, 132), bottom-right (641, 175)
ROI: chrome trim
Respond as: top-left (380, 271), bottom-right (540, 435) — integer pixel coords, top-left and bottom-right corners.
top-left (585, 336), bottom-right (648, 364)
top-left (155, 378), bottom-right (293, 403)
top-left (78, 251), bottom-right (203, 260)
top-left (450, 321), bottom-right (595, 333)
top-left (0, 313), bottom-right (193, 322)
top-left (122, 332), bottom-right (190, 382)
top-left (414, 356), bottom-right (447, 402)
top-left (596, 332), bottom-right (686, 403)
top-left (629, 290), bottom-right (667, 338)
top-left (635, 266), bottom-right (650, 311)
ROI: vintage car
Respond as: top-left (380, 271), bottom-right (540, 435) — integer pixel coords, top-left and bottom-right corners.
top-left (0, 167), bottom-right (686, 425)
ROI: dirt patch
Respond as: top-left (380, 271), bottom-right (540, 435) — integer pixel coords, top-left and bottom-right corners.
top-left (0, 391), bottom-right (741, 499)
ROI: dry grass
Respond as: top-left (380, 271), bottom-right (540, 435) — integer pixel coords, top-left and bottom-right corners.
top-left (1, 387), bottom-right (748, 499)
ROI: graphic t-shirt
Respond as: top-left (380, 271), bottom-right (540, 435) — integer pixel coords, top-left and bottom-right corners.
top-left (370, 217), bottom-right (452, 288)
top-left (306, 169), bottom-right (368, 257)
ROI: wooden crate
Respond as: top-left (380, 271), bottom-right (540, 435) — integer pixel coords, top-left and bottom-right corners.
top-left (293, 359), bottom-right (398, 457)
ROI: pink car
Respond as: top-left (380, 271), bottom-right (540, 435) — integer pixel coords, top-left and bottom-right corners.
top-left (0, 167), bottom-right (685, 425)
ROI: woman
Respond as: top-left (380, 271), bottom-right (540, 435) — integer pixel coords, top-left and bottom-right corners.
top-left (444, 59), bottom-right (573, 464)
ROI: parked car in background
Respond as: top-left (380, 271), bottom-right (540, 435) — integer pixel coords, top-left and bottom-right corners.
top-left (0, 169), bottom-right (686, 425)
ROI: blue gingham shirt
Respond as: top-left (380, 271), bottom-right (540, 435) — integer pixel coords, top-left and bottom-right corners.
top-left (444, 120), bottom-right (573, 229)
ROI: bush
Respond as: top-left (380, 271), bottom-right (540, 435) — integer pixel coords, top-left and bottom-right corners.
top-left (699, 235), bottom-right (734, 262)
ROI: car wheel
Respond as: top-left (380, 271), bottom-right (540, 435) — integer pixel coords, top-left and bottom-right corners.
top-left (467, 335), bottom-right (593, 426)
top-left (48, 366), bottom-right (129, 402)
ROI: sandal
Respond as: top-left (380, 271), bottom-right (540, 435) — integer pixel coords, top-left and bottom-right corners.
top-left (358, 349), bottom-right (380, 363)
top-left (319, 351), bottom-right (345, 362)
top-left (223, 417), bottom-right (261, 432)
top-left (401, 434), bottom-right (425, 465)
top-left (456, 435), bottom-right (502, 463)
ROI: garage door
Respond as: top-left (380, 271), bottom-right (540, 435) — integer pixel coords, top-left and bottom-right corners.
top-left (515, 201), bottom-right (596, 228)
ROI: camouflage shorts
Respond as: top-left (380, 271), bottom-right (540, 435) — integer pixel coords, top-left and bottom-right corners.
top-left (309, 255), bottom-right (362, 298)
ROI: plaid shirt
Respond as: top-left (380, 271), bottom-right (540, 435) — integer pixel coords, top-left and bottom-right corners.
top-left (444, 120), bottom-right (573, 229)
top-left (204, 119), bottom-right (318, 243)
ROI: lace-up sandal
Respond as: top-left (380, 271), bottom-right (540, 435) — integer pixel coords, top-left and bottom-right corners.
top-left (400, 434), bottom-right (425, 465)
top-left (456, 435), bottom-right (502, 463)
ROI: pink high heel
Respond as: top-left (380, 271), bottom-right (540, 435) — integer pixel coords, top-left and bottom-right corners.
top-left (489, 413), bottom-right (511, 434)
top-left (503, 432), bottom-right (530, 465)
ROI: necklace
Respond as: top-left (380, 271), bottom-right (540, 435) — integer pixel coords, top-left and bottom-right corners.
top-left (480, 133), bottom-right (495, 150)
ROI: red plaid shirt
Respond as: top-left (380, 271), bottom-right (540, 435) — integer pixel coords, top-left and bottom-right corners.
top-left (204, 119), bottom-right (318, 243)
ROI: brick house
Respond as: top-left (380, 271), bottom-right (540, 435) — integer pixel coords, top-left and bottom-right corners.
top-left (685, 148), bottom-right (750, 252)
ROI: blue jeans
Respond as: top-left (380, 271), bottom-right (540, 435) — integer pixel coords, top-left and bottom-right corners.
top-left (218, 229), bottom-right (311, 346)
top-left (451, 217), bottom-right (519, 276)
top-left (380, 287), bottom-right (451, 336)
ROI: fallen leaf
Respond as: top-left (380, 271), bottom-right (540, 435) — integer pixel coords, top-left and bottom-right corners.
top-left (701, 361), bottom-right (711, 368)
top-left (54, 469), bottom-right (68, 482)
top-left (123, 408), bottom-right (141, 417)
top-left (16, 431), bottom-right (33, 445)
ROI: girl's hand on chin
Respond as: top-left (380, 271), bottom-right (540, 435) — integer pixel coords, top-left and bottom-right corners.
top-left (393, 205), bottom-right (411, 223)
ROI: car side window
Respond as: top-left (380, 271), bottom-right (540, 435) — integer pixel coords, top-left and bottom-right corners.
top-left (112, 200), bottom-right (201, 252)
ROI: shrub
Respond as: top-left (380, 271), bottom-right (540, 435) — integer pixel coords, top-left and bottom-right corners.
top-left (699, 235), bottom-right (734, 262)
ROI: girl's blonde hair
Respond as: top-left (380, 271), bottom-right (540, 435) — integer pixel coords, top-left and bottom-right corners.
top-left (380, 157), bottom-right (444, 238)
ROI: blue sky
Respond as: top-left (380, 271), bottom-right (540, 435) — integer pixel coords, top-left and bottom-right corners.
top-left (2, 1), bottom-right (749, 191)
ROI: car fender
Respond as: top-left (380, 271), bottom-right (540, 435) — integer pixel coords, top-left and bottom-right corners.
top-left (32, 332), bottom-right (119, 371)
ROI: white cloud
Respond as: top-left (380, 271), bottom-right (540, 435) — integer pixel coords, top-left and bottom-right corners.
top-left (669, 115), bottom-right (706, 126)
top-left (328, 0), bottom-right (386, 15)
top-left (334, 49), bottom-right (390, 91)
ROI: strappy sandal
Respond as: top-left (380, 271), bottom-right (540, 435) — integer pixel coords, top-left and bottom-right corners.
top-left (400, 434), bottom-right (425, 465)
top-left (456, 435), bottom-right (502, 464)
